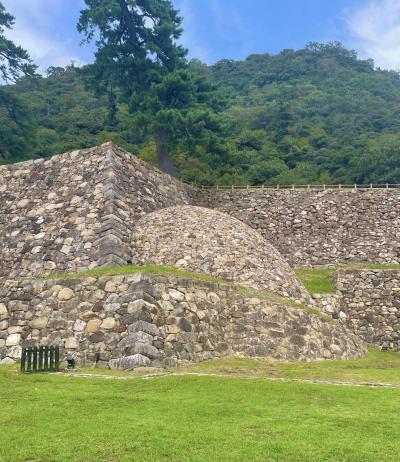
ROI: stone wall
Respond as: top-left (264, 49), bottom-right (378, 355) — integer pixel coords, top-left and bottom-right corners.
top-left (199, 188), bottom-right (400, 267)
top-left (3, 144), bottom-right (400, 277)
top-left (312, 293), bottom-right (343, 320)
top-left (132, 206), bottom-right (312, 304)
top-left (337, 269), bottom-right (400, 351)
top-left (0, 143), bottom-right (196, 279)
top-left (0, 273), bottom-right (366, 367)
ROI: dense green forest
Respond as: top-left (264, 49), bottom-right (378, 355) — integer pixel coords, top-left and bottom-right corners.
top-left (2, 42), bottom-right (400, 185)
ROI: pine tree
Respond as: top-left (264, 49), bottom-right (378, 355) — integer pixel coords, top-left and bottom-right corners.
top-left (78, 0), bottom-right (220, 175)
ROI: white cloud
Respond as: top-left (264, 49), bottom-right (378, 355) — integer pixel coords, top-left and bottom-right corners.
top-left (2, 0), bottom-right (85, 73)
top-left (345, 0), bottom-right (400, 70)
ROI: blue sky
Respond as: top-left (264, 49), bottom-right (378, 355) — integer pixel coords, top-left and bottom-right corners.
top-left (3, 0), bottom-right (400, 72)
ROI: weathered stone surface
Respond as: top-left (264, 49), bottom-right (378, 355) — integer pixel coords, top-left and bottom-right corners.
top-left (65, 337), bottom-right (78, 349)
top-left (132, 343), bottom-right (160, 359)
top-left (58, 288), bottom-right (74, 301)
top-left (0, 274), bottom-right (365, 367)
top-left (132, 206), bottom-right (311, 303)
top-left (109, 354), bottom-right (150, 370)
top-left (101, 318), bottom-right (116, 330)
top-left (118, 332), bottom-right (153, 349)
top-left (127, 320), bottom-right (160, 337)
top-left (80, 311), bottom-right (96, 321)
top-left (200, 188), bottom-right (400, 267)
top-left (6, 333), bottom-right (21, 347)
top-left (1, 142), bottom-right (399, 282)
top-left (0, 304), bottom-right (8, 320)
top-left (0, 143), bottom-right (197, 279)
top-left (337, 269), bottom-right (400, 351)
top-left (85, 319), bottom-right (101, 333)
top-left (30, 317), bottom-right (48, 329)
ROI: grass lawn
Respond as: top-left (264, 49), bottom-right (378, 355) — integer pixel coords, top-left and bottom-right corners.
top-left (175, 348), bottom-right (400, 385)
top-left (1, 349), bottom-right (400, 462)
top-left (295, 268), bottom-right (336, 293)
top-left (75, 347), bottom-right (400, 385)
top-left (295, 264), bottom-right (400, 294)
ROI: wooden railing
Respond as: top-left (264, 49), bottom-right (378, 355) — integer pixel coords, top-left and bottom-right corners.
top-left (197, 183), bottom-right (400, 191)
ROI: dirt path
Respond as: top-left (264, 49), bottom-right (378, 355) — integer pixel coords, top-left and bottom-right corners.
top-left (59, 371), bottom-right (400, 388)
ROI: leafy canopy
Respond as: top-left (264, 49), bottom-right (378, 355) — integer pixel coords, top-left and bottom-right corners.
top-left (0, 1), bottom-right (36, 82)
top-left (77, 0), bottom-right (221, 174)
top-left (0, 1), bottom-right (37, 162)
top-left (3, 32), bottom-right (400, 186)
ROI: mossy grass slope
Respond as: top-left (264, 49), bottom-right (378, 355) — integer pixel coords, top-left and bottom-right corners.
top-left (39, 264), bottom-right (327, 320)
top-left (173, 347), bottom-right (400, 385)
top-left (295, 268), bottom-right (336, 294)
top-left (296, 263), bottom-right (400, 295)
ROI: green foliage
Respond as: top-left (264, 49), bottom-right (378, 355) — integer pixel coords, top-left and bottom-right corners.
top-left (4, 39), bottom-right (400, 184)
top-left (77, 0), bottom-right (224, 175)
top-left (0, 1), bottom-right (36, 82)
top-left (0, 1), bottom-right (38, 162)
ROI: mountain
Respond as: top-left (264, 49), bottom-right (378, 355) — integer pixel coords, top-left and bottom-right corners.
top-left (2, 42), bottom-right (400, 185)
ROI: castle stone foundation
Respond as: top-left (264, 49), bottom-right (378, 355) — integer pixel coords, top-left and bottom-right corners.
top-left (0, 274), bottom-right (366, 366)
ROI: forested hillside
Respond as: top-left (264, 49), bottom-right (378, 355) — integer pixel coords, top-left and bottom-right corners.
top-left (2, 43), bottom-right (400, 185)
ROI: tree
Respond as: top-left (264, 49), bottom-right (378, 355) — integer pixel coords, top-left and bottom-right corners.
top-left (0, 2), bottom-right (36, 82)
top-left (77, 0), bottom-right (188, 174)
top-left (0, 1), bottom-right (37, 162)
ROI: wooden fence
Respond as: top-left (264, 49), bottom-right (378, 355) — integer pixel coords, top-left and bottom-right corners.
top-left (197, 183), bottom-right (400, 191)
top-left (21, 346), bottom-right (59, 373)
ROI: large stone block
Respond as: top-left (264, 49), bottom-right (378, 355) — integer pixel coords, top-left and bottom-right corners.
top-left (127, 320), bottom-right (160, 337)
top-left (6, 333), bottom-right (21, 347)
top-left (109, 354), bottom-right (151, 370)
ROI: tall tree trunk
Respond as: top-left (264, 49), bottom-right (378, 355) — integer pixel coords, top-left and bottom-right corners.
top-left (155, 130), bottom-right (177, 176)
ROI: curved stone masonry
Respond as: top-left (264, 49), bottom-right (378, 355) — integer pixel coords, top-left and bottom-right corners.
top-left (199, 188), bottom-right (400, 267)
top-left (2, 142), bottom-right (398, 360)
top-left (0, 274), bottom-right (366, 367)
top-left (1, 143), bottom-right (400, 279)
top-left (131, 206), bottom-right (312, 304)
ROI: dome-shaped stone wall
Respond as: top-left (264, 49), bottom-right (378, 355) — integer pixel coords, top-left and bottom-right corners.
top-left (131, 206), bottom-right (311, 303)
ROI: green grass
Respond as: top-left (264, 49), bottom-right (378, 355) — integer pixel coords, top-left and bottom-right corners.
top-left (41, 264), bottom-right (224, 284)
top-left (296, 264), bottom-right (400, 295)
top-left (295, 268), bottom-right (336, 294)
top-left (73, 347), bottom-right (400, 385)
top-left (1, 353), bottom-right (400, 462)
top-left (174, 347), bottom-right (400, 385)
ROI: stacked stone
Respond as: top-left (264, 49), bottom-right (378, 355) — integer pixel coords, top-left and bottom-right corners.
top-left (2, 142), bottom-right (400, 279)
top-left (0, 273), bottom-right (366, 367)
top-left (131, 205), bottom-right (312, 304)
top-left (94, 148), bottom-right (131, 267)
top-left (337, 269), bottom-right (400, 351)
top-left (200, 188), bottom-right (400, 267)
top-left (0, 148), bottom-right (105, 278)
top-left (0, 143), bottom-right (198, 280)
top-left (312, 293), bottom-right (346, 320)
